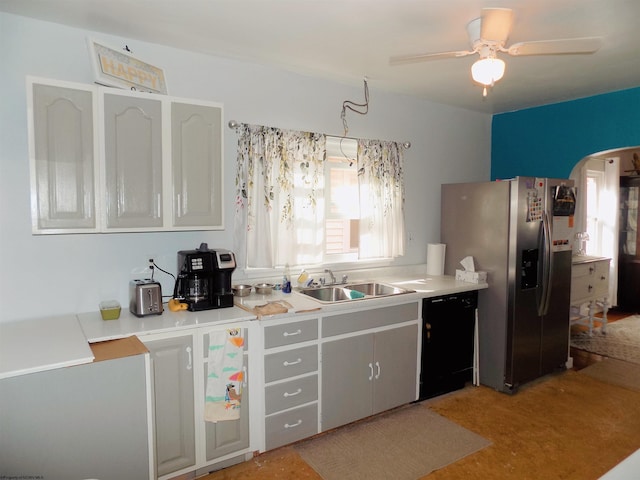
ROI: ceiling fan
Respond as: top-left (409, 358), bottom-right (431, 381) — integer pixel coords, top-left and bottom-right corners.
top-left (390, 7), bottom-right (602, 97)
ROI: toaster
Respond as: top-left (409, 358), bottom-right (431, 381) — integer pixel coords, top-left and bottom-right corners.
top-left (129, 279), bottom-right (163, 317)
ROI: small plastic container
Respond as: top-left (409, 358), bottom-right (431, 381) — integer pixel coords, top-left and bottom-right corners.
top-left (99, 300), bottom-right (121, 320)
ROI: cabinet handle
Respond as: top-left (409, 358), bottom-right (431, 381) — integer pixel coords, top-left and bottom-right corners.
top-left (283, 358), bottom-right (302, 367)
top-left (368, 362), bottom-right (374, 381)
top-left (600, 275), bottom-right (606, 280)
top-left (283, 329), bottom-right (302, 337)
top-left (375, 361), bottom-right (381, 379)
top-left (186, 346), bottom-right (192, 371)
top-left (157, 193), bottom-right (161, 218)
top-left (589, 266), bottom-right (595, 274)
top-left (242, 365), bottom-right (247, 387)
top-left (285, 419), bottom-right (302, 429)
top-left (588, 284), bottom-right (593, 292)
top-left (283, 388), bottom-right (302, 398)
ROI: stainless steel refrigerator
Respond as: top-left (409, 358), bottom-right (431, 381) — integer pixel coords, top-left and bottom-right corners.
top-left (441, 177), bottom-right (576, 393)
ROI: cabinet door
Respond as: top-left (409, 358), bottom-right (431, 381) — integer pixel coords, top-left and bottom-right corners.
top-left (204, 359), bottom-right (250, 461)
top-left (146, 335), bottom-right (196, 476)
top-left (103, 92), bottom-right (163, 229)
top-left (321, 334), bottom-right (374, 431)
top-left (171, 102), bottom-right (223, 229)
top-left (0, 354), bottom-right (151, 480)
top-left (372, 325), bottom-right (418, 414)
top-left (30, 81), bottom-right (96, 232)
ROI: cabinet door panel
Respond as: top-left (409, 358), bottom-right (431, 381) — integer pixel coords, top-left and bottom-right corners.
top-left (172, 102), bottom-right (223, 228)
top-left (321, 334), bottom-right (373, 431)
top-left (372, 325), bottom-right (418, 414)
top-left (31, 83), bottom-right (96, 231)
top-left (104, 93), bottom-right (163, 228)
top-left (204, 357), bottom-right (250, 461)
top-left (146, 336), bottom-right (195, 476)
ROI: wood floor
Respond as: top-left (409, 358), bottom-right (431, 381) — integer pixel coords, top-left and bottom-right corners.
top-left (201, 310), bottom-right (640, 480)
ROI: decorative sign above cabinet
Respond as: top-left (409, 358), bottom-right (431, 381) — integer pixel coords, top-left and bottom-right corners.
top-left (88, 38), bottom-right (168, 95)
top-left (26, 76), bottom-right (224, 234)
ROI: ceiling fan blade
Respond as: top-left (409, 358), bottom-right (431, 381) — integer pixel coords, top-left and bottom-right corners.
top-left (507, 37), bottom-right (602, 56)
top-left (480, 8), bottom-right (513, 43)
top-left (389, 50), bottom-right (474, 66)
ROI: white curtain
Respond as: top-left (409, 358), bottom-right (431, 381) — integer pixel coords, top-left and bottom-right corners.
top-left (357, 139), bottom-right (406, 259)
top-left (234, 124), bottom-right (326, 268)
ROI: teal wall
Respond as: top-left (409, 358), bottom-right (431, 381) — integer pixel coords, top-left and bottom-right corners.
top-left (491, 87), bottom-right (640, 179)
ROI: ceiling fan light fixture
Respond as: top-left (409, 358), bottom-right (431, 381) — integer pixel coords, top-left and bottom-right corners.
top-left (471, 57), bottom-right (506, 86)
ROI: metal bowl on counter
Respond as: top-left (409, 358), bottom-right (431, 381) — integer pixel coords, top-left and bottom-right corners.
top-left (232, 284), bottom-right (253, 297)
top-left (254, 283), bottom-right (274, 294)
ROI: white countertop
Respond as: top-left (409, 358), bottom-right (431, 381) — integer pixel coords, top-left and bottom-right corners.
top-left (79, 305), bottom-right (256, 343)
top-left (0, 315), bottom-right (94, 380)
top-left (1, 274), bottom-right (486, 379)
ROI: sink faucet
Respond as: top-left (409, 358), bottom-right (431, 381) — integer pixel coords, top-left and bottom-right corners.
top-left (324, 269), bottom-right (336, 285)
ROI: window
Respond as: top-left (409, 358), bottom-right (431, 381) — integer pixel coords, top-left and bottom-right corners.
top-left (234, 125), bottom-right (405, 270)
top-left (585, 171), bottom-right (602, 255)
top-left (325, 136), bottom-right (359, 261)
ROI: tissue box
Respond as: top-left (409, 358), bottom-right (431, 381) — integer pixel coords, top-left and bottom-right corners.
top-left (455, 269), bottom-right (487, 284)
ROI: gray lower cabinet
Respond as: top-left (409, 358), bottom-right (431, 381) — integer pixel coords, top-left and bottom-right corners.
top-left (145, 325), bottom-right (251, 478)
top-left (262, 317), bottom-right (320, 451)
top-left (145, 335), bottom-right (196, 476)
top-left (322, 309), bottom-right (419, 431)
top-left (0, 352), bottom-right (151, 480)
top-left (202, 329), bottom-right (250, 465)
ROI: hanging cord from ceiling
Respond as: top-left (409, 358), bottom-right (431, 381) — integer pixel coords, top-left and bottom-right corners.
top-left (341, 77), bottom-right (369, 137)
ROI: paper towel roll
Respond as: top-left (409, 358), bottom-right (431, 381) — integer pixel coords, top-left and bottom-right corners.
top-left (426, 243), bottom-right (446, 276)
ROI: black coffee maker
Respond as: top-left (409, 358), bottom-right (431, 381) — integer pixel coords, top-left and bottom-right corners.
top-left (173, 243), bottom-right (236, 311)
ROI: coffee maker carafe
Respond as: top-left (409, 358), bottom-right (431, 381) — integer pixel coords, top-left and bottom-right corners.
top-left (173, 243), bottom-right (236, 311)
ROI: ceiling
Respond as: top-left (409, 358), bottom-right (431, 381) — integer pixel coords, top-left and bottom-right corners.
top-left (2, 0), bottom-right (639, 114)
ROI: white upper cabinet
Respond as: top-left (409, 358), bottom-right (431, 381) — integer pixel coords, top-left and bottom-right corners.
top-left (171, 102), bottom-right (223, 229)
top-left (102, 90), bottom-right (164, 230)
top-left (27, 77), bottom-right (224, 234)
top-left (29, 79), bottom-right (98, 233)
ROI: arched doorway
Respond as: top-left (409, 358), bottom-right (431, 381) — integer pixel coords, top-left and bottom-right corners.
top-left (570, 146), bottom-right (640, 312)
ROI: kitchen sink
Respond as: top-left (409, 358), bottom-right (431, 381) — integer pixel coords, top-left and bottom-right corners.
top-left (346, 282), bottom-right (411, 297)
top-left (298, 286), bottom-right (355, 302)
top-left (297, 282), bottom-right (414, 303)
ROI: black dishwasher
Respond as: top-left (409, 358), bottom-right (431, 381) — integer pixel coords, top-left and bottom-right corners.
top-left (419, 290), bottom-right (478, 400)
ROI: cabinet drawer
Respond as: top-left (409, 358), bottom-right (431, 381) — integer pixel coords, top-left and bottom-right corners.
top-left (265, 374), bottom-right (318, 415)
top-left (264, 319), bottom-right (318, 349)
top-left (264, 345), bottom-right (318, 383)
top-left (571, 260), bottom-right (610, 303)
top-left (265, 403), bottom-right (318, 451)
top-left (322, 302), bottom-right (419, 338)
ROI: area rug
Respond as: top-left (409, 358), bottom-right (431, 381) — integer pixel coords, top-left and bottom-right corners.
top-left (571, 315), bottom-right (640, 365)
top-left (579, 358), bottom-right (640, 392)
top-left (294, 403), bottom-right (491, 480)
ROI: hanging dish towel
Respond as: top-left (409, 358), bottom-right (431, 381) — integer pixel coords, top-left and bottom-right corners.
top-left (204, 327), bottom-right (245, 422)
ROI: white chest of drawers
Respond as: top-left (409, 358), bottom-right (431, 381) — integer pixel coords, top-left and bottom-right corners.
top-left (570, 256), bottom-right (611, 336)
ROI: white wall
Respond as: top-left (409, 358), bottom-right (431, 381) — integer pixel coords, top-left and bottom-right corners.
top-left (0, 12), bottom-right (492, 322)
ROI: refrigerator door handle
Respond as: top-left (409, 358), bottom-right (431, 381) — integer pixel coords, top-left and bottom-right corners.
top-left (538, 211), bottom-right (553, 316)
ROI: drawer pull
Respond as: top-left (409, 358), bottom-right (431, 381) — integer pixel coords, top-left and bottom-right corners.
top-left (588, 285), bottom-right (593, 292)
top-left (283, 358), bottom-right (302, 367)
top-left (368, 362), bottom-right (374, 381)
top-left (283, 388), bottom-right (302, 398)
top-left (285, 419), bottom-right (302, 429)
top-left (283, 329), bottom-right (302, 337)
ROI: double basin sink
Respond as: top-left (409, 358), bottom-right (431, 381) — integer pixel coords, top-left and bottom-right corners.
top-left (297, 281), bottom-right (414, 303)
